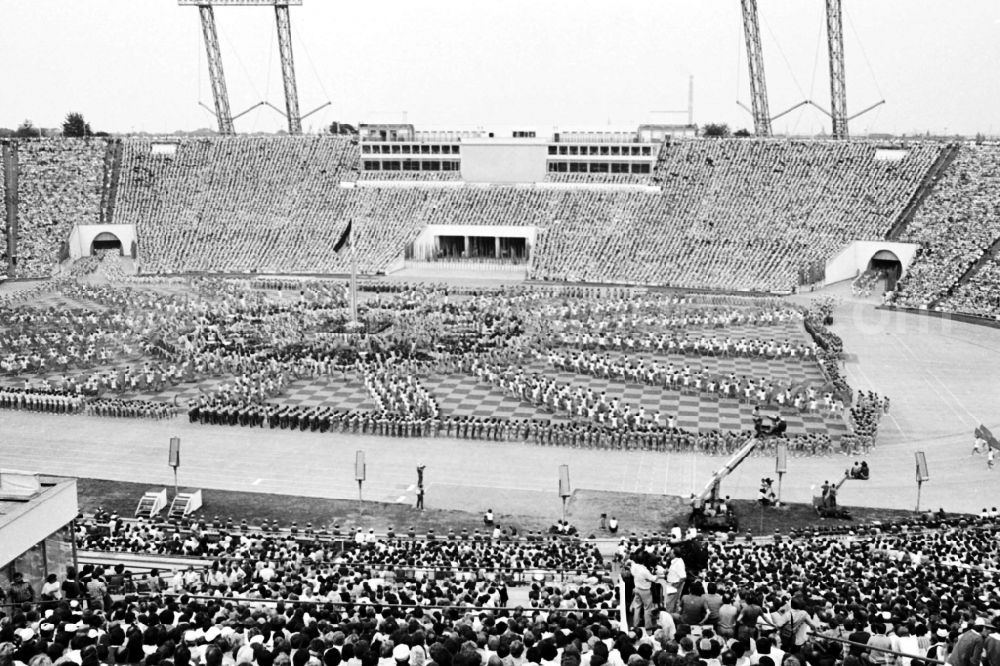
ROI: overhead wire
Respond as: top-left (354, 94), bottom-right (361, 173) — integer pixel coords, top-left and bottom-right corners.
top-left (760, 10), bottom-right (808, 101)
top-left (264, 19), bottom-right (275, 101)
top-left (289, 16), bottom-right (334, 133)
top-left (860, 105), bottom-right (884, 137)
top-left (197, 25), bottom-right (202, 106)
top-left (217, 18), bottom-right (265, 131)
top-left (808, 5), bottom-right (825, 100)
top-left (295, 19), bottom-right (333, 103)
top-left (734, 3), bottom-right (742, 103)
top-left (844, 6), bottom-right (885, 101)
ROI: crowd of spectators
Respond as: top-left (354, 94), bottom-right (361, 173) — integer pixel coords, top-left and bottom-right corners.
top-left (531, 141), bottom-right (940, 291)
top-left (939, 258), bottom-right (1000, 318)
top-left (5, 511), bottom-right (1000, 666)
top-left (114, 137), bottom-right (360, 275)
top-left (544, 172), bottom-right (653, 186)
top-left (359, 171), bottom-right (462, 182)
top-left (2, 137), bottom-right (954, 294)
top-left (13, 139), bottom-right (107, 278)
top-left (619, 516), bottom-right (1000, 647)
top-left (336, 537), bottom-right (605, 578)
top-left (894, 144), bottom-right (1000, 310)
top-left (70, 515), bottom-right (611, 611)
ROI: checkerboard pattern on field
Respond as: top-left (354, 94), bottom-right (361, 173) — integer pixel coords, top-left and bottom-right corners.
top-left (422, 374), bottom-right (565, 422)
top-left (275, 378), bottom-right (375, 411)
top-left (118, 375), bottom-right (377, 412)
top-left (3, 285), bottom-right (845, 439)
top-left (421, 372), bottom-right (844, 437)
top-left (541, 351), bottom-right (828, 388)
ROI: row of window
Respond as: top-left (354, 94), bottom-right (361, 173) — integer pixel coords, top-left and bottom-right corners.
top-left (363, 160), bottom-right (461, 172)
top-left (547, 162), bottom-right (652, 174)
top-left (548, 145), bottom-right (654, 156)
top-left (360, 143), bottom-right (653, 157)
top-left (362, 144), bottom-right (461, 155)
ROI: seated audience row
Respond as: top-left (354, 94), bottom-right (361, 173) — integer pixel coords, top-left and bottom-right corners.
top-left (894, 144), bottom-right (1000, 309)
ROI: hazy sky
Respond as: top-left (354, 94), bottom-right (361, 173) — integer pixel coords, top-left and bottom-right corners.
top-left (2, 0), bottom-right (998, 136)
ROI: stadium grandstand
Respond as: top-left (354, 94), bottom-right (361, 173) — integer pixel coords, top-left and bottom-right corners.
top-left (890, 144), bottom-right (1000, 315)
top-left (11, 132), bottom-right (1000, 319)
top-left (3, 499), bottom-right (1000, 666)
top-left (7, 2), bottom-right (1000, 665)
top-left (0, 132), bottom-right (965, 293)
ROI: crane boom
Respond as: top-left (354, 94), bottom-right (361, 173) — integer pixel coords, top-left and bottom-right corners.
top-left (696, 437), bottom-right (760, 503)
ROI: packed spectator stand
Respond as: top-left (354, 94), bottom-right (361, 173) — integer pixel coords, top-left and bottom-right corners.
top-left (2, 138), bottom-right (107, 279)
top-left (890, 143), bottom-right (1000, 320)
top-left (530, 140), bottom-right (939, 291)
top-left (3, 131), bottom-right (999, 666)
top-left (939, 259), bottom-right (1000, 319)
top-left (4, 506), bottom-right (998, 666)
top-left (2, 136), bottom-right (950, 294)
top-left (113, 137), bottom-right (361, 275)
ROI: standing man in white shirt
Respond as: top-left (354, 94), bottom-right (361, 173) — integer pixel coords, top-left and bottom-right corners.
top-left (662, 547), bottom-right (687, 614)
top-left (629, 551), bottom-right (662, 630)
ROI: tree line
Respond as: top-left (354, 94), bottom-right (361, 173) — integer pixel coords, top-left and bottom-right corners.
top-left (0, 113), bottom-right (107, 139)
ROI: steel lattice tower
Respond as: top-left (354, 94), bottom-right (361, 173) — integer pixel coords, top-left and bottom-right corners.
top-left (825, 0), bottom-right (849, 138)
top-left (197, 4), bottom-right (235, 134)
top-left (274, 3), bottom-right (302, 134)
top-left (740, 0), bottom-right (772, 137)
top-left (181, 0), bottom-right (306, 135)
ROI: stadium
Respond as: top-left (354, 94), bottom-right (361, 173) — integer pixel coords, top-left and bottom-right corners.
top-left (1, 1), bottom-right (999, 665)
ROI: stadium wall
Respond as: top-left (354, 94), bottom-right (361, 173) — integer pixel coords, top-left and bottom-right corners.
top-left (824, 241), bottom-right (918, 285)
top-left (68, 224), bottom-right (137, 259)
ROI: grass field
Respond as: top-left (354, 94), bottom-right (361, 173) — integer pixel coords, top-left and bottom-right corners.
top-left (76, 478), bottom-right (924, 539)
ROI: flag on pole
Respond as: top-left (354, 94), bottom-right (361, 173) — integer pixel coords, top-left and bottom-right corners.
top-left (334, 219), bottom-right (352, 254)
